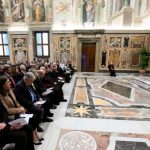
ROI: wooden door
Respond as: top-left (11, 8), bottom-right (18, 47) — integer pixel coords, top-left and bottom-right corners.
top-left (81, 43), bottom-right (96, 72)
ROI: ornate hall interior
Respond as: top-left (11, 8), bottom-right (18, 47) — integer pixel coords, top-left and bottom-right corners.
top-left (0, 0), bottom-right (150, 150)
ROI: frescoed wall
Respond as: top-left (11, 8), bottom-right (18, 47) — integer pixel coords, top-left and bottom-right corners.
top-left (11, 0), bottom-right (25, 22)
top-left (32, 0), bottom-right (46, 23)
top-left (53, 0), bottom-right (73, 28)
top-left (0, 0), bottom-right (149, 27)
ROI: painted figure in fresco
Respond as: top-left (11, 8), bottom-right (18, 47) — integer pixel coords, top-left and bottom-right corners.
top-left (103, 36), bottom-right (107, 48)
top-left (32, 0), bottom-right (45, 22)
top-left (115, 0), bottom-right (123, 12)
top-left (121, 49), bottom-right (129, 68)
top-left (0, 0), bottom-right (4, 22)
top-left (83, 0), bottom-right (95, 23)
top-left (109, 49), bottom-right (120, 67)
top-left (110, 37), bottom-right (122, 48)
top-left (11, 0), bottom-right (25, 22)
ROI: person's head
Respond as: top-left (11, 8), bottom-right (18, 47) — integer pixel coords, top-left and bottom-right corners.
top-left (0, 75), bottom-right (11, 95)
top-left (37, 70), bottom-right (45, 78)
top-left (19, 64), bottom-right (26, 72)
top-left (3, 65), bottom-right (12, 75)
top-left (23, 72), bottom-right (36, 86)
top-left (52, 63), bottom-right (57, 71)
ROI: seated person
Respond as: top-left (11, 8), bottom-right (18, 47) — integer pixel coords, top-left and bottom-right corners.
top-left (0, 75), bottom-right (43, 145)
top-left (108, 61), bottom-right (116, 77)
top-left (0, 102), bottom-right (35, 150)
top-left (14, 72), bottom-right (53, 122)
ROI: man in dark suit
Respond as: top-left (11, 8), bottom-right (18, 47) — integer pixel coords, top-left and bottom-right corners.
top-left (14, 72), bottom-right (53, 124)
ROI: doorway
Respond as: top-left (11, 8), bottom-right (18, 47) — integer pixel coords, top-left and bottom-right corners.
top-left (81, 43), bottom-right (96, 72)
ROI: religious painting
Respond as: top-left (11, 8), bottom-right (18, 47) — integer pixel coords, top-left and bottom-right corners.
top-left (110, 37), bottom-right (122, 48)
top-left (54, 49), bottom-right (59, 62)
top-left (83, 0), bottom-right (95, 25)
top-left (109, 49), bottom-right (120, 67)
top-left (72, 49), bottom-right (77, 67)
top-left (0, 0), bottom-right (5, 22)
top-left (131, 36), bottom-right (145, 48)
top-left (13, 38), bottom-right (27, 48)
top-left (60, 49), bottom-right (70, 63)
top-left (121, 49), bottom-right (129, 68)
top-left (14, 50), bottom-right (27, 63)
top-left (59, 37), bottom-right (71, 49)
top-left (103, 36), bottom-right (107, 48)
top-left (11, 0), bottom-right (25, 22)
top-left (32, 0), bottom-right (46, 23)
top-left (130, 51), bottom-right (140, 67)
top-left (53, 0), bottom-right (73, 27)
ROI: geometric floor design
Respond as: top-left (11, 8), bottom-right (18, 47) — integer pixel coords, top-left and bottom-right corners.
top-left (36, 73), bottom-right (150, 150)
top-left (66, 75), bottom-right (150, 121)
top-left (55, 129), bottom-right (150, 150)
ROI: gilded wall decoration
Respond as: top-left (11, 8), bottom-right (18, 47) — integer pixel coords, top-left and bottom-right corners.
top-left (0, 0), bottom-right (4, 22)
top-left (13, 37), bottom-right (27, 48)
top-left (14, 50), bottom-right (27, 63)
top-left (121, 49), bottom-right (129, 68)
top-left (59, 37), bottom-right (70, 49)
top-left (102, 36), bottom-right (107, 48)
top-left (130, 51), bottom-right (140, 67)
top-left (11, 35), bottom-right (28, 63)
top-left (110, 37), bottom-right (122, 48)
top-left (11, 0), bottom-right (25, 22)
top-left (147, 36), bottom-right (150, 50)
top-left (131, 36), bottom-right (145, 48)
top-left (109, 49), bottom-right (120, 67)
top-left (72, 49), bottom-right (76, 67)
top-left (54, 49), bottom-right (59, 62)
top-left (32, 0), bottom-right (46, 23)
top-left (60, 49), bottom-right (70, 63)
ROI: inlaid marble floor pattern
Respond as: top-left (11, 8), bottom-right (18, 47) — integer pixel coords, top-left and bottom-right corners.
top-left (36, 73), bottom-right (150, 150)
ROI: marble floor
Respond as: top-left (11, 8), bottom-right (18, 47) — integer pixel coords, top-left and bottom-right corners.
top-left (36, 73), bottom-right (150, 150)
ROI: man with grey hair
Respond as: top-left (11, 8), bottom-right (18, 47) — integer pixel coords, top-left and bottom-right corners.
top-left (14, 72), bottom-right (52, 131)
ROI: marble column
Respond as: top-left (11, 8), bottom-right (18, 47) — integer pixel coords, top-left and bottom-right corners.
top-left (94, 2), bottom-right (101, 27)
top-left (124, 0), bottom-right (130, 7)
top-left (28, 31), bottom-right (34, 62)
top-left (145, 0), bottom-right (150, 13)
top-left (134, 0), bottom-right (142, 26)
top-left (134, 0), bottom-right (142, 17)
top-left (106, 0), bottom-right (113, 26)
top-left (78, 0), bottom-right (83, 26)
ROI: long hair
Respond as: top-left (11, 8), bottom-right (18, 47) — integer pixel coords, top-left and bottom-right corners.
top-left (0, 75), bottom-right (8, 95)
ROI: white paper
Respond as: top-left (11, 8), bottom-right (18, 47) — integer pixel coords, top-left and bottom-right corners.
top-left (8, 118), bottom-right (28, 126)
top-left (34, 100), bottom-right (46, 105)
top-left (20, 114), bottom-right (33, 118)
top-left (42, 89), bottom-right (53, 95)
top-left (58, 77), bottom-right (63, 80)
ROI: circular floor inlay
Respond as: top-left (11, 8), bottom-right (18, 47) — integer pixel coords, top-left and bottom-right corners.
top-left (59, 131), bottom-right (97, 150)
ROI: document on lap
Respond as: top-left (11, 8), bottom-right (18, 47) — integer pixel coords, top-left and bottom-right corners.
top-left (42, 88), bottom-right (53, 96)
top-left (8, 118), bottom-right (28, 126)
